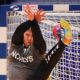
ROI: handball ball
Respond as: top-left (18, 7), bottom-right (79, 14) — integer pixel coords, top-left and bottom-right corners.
top-left (52, 24), bottom-right (61, 41)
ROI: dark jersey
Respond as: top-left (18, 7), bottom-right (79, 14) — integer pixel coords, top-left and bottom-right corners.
top-left (8, 44), bottom-right (45, 70)
top-left (8, 19), bottom-right (46, 71)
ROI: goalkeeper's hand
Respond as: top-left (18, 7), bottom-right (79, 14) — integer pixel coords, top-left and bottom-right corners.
top-left (34, 9), bottom-right (45, 22)
top-left (24, 5), bottom-right (45, 22)
top-left (24, 5), bottom-right (34, 21)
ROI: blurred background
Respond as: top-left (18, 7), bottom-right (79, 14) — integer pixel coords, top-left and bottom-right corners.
top-left (1, 0), bottom-right (80, 4)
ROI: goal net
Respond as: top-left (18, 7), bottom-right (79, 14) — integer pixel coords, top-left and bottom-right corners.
top-left (7, 11), bottom-right (80, 80)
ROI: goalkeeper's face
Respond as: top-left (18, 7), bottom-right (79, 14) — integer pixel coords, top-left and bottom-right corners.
top-left (23, 28), bottom-right (33, 47)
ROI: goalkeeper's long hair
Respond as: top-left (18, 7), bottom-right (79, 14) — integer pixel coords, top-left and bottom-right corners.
top-left (11, 20), bottom-right (33, 45)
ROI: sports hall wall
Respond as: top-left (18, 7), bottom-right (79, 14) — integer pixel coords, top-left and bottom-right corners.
top-left (0, 4), bottom-right (80, 80)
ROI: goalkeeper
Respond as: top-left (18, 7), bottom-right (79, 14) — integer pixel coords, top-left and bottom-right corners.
top-left (7, 6), bottom-right (72, 80)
